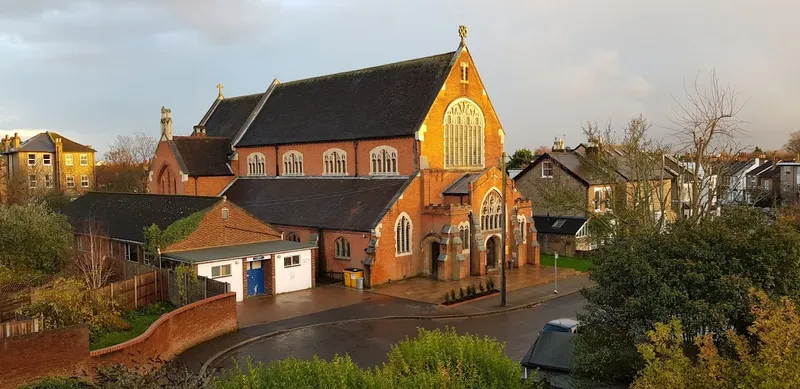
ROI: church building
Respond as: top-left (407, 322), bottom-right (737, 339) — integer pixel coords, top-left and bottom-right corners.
top-left (148, 26), bottom-right (540, 287)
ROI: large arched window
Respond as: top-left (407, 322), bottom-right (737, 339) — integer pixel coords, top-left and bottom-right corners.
top-left (444, 98), bottom-right (485, 168)
top-left (247, 152), bottom-right (266, 176)
top-left (517, 214), bottom-right (527, 243)
top-left (158, 164), bottom-right (176, 195)
top-left (286, 232), bottom-right (300, 242)
top-left (370, 146), bottom-right (398, 176)
top-left (323, 148), bottom-right (348, 176)
top-left (480, 190), bottom-right (503, 231)
top-left (334, 237), bottom-right (351, 259)
top-left (395, 213), bottom-right (412, 256)
top-left (282, 151), bottom-right (304, 176)
top-left (459, 222), bottom-right (470, 250)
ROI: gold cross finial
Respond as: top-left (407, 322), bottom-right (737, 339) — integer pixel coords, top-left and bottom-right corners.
top-left (458, 25), bottom-right (467, 44)
top-left (217, 83), bottom-right (224, 99)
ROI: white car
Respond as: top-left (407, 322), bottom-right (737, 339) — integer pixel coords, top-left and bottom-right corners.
top-left (541, 318), bottom-right (580, 334)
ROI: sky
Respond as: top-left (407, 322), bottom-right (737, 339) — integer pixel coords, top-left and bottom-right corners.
top-left (1, 0), bottom-right (798, 157)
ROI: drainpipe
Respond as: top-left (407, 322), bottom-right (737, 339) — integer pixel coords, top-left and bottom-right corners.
top-left (353, 140), bottom-right (359, 177)
top-left (194, 177), bottom-right (198, 195)
top-left (274, 145), bottom-right (279, 175)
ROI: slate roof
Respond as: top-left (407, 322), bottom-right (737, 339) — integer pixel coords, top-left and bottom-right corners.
top-left (163, 240), bottom-right (315, 263)
top-left (236, 52), bottom-right (456, 146)
top-left (203, 93), bottom-right (264, 140)
top-left (223, 177), bottom-right (412, 232)
top-left (443, 173), bottom-right (481, 195)
top-left (60, 192), bottom-right (221, 243)
top-left (532, 216), bottom-right (587, 235)
top-left (520, 331), bottom-right (577, 372)
top-left (749, 162), bottom-right (776, 177)
top-left (7, 132), bottom-right (95, 153)
top-left (172, 136), bottom-right (234, 176)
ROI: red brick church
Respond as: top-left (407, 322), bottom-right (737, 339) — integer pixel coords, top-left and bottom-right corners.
top-left (148, 26), bottom-right (540, 287)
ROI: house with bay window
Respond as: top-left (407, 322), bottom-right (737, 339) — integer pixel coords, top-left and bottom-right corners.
top-left (146, 26), bottom-right (539, 287)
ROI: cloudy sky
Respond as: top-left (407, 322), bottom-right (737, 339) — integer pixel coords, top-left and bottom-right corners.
top-left (1, 0), bottom-right (798, 156)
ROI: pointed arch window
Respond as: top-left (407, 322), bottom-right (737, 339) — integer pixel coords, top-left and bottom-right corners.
top-left (517, 215), bottom-right (527, 243)
top-left (395, 213), bottom-right (412, 256)
top-left (480, 191), bottom-right (503, 231)
top-left (370, 146), bottom-right (398, 176)
top-left (286, 232), bottom-right (300, 242)
top-left (459, 222), bottom-right (470, 250)
top-left (247, 152), bottom-right (266, 176)
top-left (334, 237), bottom-right (351, 259)
top-left (323, 148), bottom-right (348, 176)
top-left (282, 151), bottom-right (304, 176)
top-left (444, 98), bottom-right (485, 168)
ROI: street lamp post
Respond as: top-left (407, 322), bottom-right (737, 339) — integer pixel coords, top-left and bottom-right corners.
top-left (500, 153), bottom-right (507, 307)
top-left (554, 252), bottom-right (559, 294)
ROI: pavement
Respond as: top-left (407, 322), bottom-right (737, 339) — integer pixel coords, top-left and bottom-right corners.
top-left (175, 273), bottom-right (592, 372)
top-left (370, 266), bottom-right (580, 304)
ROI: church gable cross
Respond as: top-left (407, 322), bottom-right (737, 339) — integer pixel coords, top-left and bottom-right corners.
top-left (458, 25), bottom-right (467, 44)
top-left (217, 83), bottom-right (224, 99)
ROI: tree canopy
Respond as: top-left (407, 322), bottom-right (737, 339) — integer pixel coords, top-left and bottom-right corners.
top-left (574, 207), bottom-right (800, 384)
top-left (506, 148), bottom-right (534, 170)
top-left (784, 130), bottom-right (800, 156)
top-left (0, 203), bottom-right (74, 275)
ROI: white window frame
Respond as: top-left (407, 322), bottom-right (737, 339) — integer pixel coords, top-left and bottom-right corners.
top-left (323, 148), bottom-right (348, 176)
top-left (369, 146), bottom-right (399, 176)
top-left (124, 243), bottom-right (138, 262)
top-left (541, 161), bottom-right (553, 178)
top-left (80, 154), bottom-right (88, 166)
top-left (283, 255), bottom-right (301, 268)
top-left (593, 188), bottom-right (603, 212)
top-left (247, 152), bottom-right (266, 176)
top-left (45, 175), bottom-right (53, 188)
top-left (604, 186), bottom-right (613, 212)
top-left (42, 154), bottom-right (52, 166)
top-left (395, 212), bottom-right (413, 256)
top-left (282, 151), bottom-right (304, 176)
top-left (221, 208), bottom-right (229, 220)
top-left (66, 175), bottom-right (75, 188)
top-left (443, 98), bottom-right (485, 168)
top-left (65, 154), bottom-right (74, 166)
top-left (27, 154), bottom-right (36, 166)
top-left (211, 264), bottom-right (232, 278)
top-left (80, 174), bottom-right (89, 188)
top-left (28, 175), bottom-right (37, 188)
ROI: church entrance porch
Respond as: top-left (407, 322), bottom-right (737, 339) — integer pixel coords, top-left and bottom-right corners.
top-left (370, 265), bottom-right (580, 305)
top-left (430, 241), bottom-right (440, 279)
top-left (486, 236), bottom-right (499, 270)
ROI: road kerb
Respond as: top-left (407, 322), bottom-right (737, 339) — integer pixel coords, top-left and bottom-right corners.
top-left (199, 288), bottom-right (585, 375)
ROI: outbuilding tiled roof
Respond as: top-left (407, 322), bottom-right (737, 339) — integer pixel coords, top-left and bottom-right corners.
top-left (235, 52), bottom-right (456, 146)
top-left (60, 192), bottom-right (222, 243)
top-left (223, 177), bottom-right (412, 232)
top-left (172, 136), bottom-right (234, 176)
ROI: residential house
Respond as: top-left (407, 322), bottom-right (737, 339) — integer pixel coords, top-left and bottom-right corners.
top-left (745, 160), bottom-right (778, 206)
top-left (1, 132), bottom-right (96, 199)
top-left (146, 26), bottom-right (539, 287)
top-left (531, 216), bottom-right (591, 257)
top-left (717, 157), bottom-right (765, 206)
top-left (60, 192), bottom-right (317, 301)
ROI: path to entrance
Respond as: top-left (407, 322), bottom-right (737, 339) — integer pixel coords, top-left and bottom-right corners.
top-left (370, 265), bottom-right (580, 304)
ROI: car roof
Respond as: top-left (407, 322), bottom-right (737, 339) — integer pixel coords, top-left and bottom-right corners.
top-left (546, 318), bottom-right (580, 328)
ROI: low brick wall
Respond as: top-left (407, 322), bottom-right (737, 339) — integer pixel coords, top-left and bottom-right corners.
top-left (0, 326), bottom-right (90, 389)
top-left (90, 292), bottom-right (237, 368)
top-left (0, 292), bottom-right (237, 389)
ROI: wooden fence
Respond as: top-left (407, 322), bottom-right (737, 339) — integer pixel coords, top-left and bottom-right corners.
top-left (96, 271), bottom-right (168, 310)
top-left (0, 315), bottom-right (42, 339)
top-left (0, 291), bottom-right (31, 322)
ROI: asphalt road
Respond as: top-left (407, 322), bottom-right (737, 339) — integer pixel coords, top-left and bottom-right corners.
top-left (214, 292), bottom-right (586, 371)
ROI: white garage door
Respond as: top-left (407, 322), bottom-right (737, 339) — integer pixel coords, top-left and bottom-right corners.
top-left (274, 250), bottom-right (313, 294)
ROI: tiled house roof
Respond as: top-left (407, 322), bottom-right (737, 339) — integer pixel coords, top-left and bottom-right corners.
top-left (172, 136), bottom-right (234, 176)
top-left (60, 192), bottom-right (222, 242)
top-left (6, 132), bottom-right (95, 153)
top-left (223, 177), bottom-right (412, 232)
top-left (235, 52), bottom-right (457, 146)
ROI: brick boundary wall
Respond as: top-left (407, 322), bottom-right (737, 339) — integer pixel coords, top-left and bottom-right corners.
top-left (0, 292), bottom-right (237, 389)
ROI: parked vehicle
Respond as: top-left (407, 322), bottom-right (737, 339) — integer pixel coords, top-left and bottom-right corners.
top-left (541, 318), bottom-right (579, 334)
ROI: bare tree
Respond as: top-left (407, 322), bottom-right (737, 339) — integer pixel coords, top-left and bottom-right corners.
top-left (784, 130), bottom-right (800, 157)
top-left (73, 222), bottom-right (114, 289)
top-left (670, 69), bottom-right (747, 221)
top-left (105, 132), bottom-right (157, 165)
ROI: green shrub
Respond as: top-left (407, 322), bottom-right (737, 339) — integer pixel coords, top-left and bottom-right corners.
top-left (215, 356), bottom-right (386, 389)
top-left (380, 327), bottom-right (537, 389)
top-left (450, 290), bottom-right (456, 301)
top-left (444, 293), bottom-right (451, 304)
top-left (479, 281), bottom-right (486, 293)
top-left (19, 377), bottom-right (94, 389)
top-left (0, 203), bottom-right (73, 274)
top-left (94, 363), bottom-right (208, 389)
top-left (22, 278), bottom-right (127, 340)
top-left (459, 287), bottom-right (466, 300)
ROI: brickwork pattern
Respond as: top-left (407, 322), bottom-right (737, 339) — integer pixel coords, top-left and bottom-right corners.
top-left (148, 141), bottom-right (186, 195)
top-left (0, 326), bottom-right (90, 389)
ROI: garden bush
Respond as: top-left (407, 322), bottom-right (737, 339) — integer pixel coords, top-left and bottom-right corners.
top-left (215, 356), bottom-right (386, 389)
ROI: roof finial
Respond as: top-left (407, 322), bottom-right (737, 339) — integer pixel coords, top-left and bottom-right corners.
top-left (217, 83), bottom-right (224, 99)
top-left (458, 25), bottom-right (468, 45)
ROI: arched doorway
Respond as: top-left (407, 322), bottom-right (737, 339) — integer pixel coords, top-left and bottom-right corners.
top-left (486, 236), bottom-right (499, 269)
top-left (430, 241), bottom-right (440, 278)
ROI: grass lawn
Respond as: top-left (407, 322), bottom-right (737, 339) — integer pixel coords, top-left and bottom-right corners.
top-left (90, 302), bottom-right (174, 350)
top-left (539, 254), bottom-right (593, 272)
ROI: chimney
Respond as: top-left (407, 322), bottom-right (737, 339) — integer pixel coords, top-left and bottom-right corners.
top-left (192, 125), bottom-right (206, 137)
top-left (552, 137), bottom-right (565, 152)
top-left (2, 134), bottom-right (9, 152)
top-left (12, 133), bottom-right (20, 149)
top-left (160, 106), bottom-right (173, 140)
top-left (738, 151), bottom-right (747, 161)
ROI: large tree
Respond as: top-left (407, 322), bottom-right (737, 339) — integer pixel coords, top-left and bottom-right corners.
top-left (0, 203), bottom-right (74, 275)
top-left (573, 207), bottom-right (800, 384)
top-left (97, 132), bottom-right (157, 193)
top-left (784, 130), bottom-right (800, 156)
top-left (506, 148), bottom-right (534, 170)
